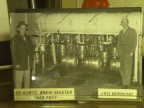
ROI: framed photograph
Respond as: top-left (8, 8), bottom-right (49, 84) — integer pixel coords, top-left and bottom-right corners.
top-left (10, 7), bottom-right (143, 101)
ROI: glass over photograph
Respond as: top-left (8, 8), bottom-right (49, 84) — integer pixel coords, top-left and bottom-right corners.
top-left (10, 8), bottom-right (143, 101)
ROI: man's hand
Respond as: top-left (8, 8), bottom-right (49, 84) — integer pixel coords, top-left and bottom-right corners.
top-left (15, 65), bottom-right (20, 69)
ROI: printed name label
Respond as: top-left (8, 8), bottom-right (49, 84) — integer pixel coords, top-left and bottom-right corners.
top-left (14, 88), bottom-right (75, 101)
top-left (98, 88), bottom-right (137, 99)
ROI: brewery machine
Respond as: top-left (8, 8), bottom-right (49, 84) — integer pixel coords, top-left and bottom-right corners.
top-left (31, 13), bottom-right (121, 75)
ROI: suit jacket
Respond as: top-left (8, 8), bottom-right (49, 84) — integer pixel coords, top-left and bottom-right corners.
top-left (117, 27), bottom-right (137, 57)
top-left (11, 34), bottom-right (34, 70)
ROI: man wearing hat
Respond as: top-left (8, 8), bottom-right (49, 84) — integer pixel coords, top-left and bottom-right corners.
top-left (11, 21), bottom-right (34, 88)
top-left (117, 16), bottom-right (137, 89)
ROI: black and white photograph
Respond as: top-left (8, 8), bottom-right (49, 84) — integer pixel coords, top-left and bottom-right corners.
top-left (10, 8), bottom-right (143, 101)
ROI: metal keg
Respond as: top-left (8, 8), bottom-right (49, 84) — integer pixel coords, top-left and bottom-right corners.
top-left (61, 56), bottom-right (78, 68)
top-left (110, 58), bottom-right (120, 71)
top-left (59, 44), bottom-right (66, 57)
top-left (78, 44), bottom-right (86, 59)
top-left (84, 57), bottom-right (102, 70)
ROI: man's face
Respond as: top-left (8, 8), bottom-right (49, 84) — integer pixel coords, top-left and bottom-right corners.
top-left (18, 25), bottom-right (27, 35)
top-left (121, 19), bottom-right (128, 29)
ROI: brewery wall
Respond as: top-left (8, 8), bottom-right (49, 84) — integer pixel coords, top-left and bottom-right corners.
top-left (35, 12), bottom-right (141, 34)
top-left (10, 12), bottom-right (141, 35)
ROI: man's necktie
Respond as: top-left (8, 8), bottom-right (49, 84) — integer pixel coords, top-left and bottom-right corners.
top-left (22, 35), bottom-right (26, 42)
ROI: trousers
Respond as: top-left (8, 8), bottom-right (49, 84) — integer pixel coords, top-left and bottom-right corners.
top-left (119, 54), bottom-right (133, 86)
top-left (14, 69), bottom-right (30, 88)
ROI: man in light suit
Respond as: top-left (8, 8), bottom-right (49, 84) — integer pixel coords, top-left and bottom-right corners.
top-left (117, 16), bottom-right (137, 89)
top-left (11, 21), bottom-right (34, 88)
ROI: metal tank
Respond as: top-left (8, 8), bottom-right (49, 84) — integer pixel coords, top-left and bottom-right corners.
top-left (59, 44), bottom-right (66, 57)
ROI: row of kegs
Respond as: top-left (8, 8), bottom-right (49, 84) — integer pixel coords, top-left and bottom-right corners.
top-left (61, 55), bottom-right (120, 71)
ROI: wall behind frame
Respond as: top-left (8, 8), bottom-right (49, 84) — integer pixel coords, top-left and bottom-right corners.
top-left (0, 0), bottom-right (10, 41)
top-left (61, 0), bottom-right (77, 8)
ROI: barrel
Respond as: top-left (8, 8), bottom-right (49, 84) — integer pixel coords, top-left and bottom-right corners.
top-left (61, 56), bottom-right (78, 68)
top-left (110, 58), bottom-right (120, 71)
top-left (84, 57), bottom-right (101, 70)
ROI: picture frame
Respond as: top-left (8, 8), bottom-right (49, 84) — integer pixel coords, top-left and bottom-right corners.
top-left (10, 7), bottom-right (143, 101)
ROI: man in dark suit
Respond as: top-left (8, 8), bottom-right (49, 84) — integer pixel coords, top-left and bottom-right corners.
top-left (11, 21), bottom-right (34, 88)
top-left (117, 16), bottom-right (137, 89)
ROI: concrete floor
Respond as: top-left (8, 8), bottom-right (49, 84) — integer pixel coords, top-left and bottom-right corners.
top-left (31, 64), bottom-right (142, 101)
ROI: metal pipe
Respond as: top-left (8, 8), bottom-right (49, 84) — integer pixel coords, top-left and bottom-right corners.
top-left (33, 55), bottom-right (36, 75)
top-left (52, 34), bottom-right (57, 65)
top-left (31, 0), bottom-right (36, 9)
top-left (42, 54), bottom-right (45, 73)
